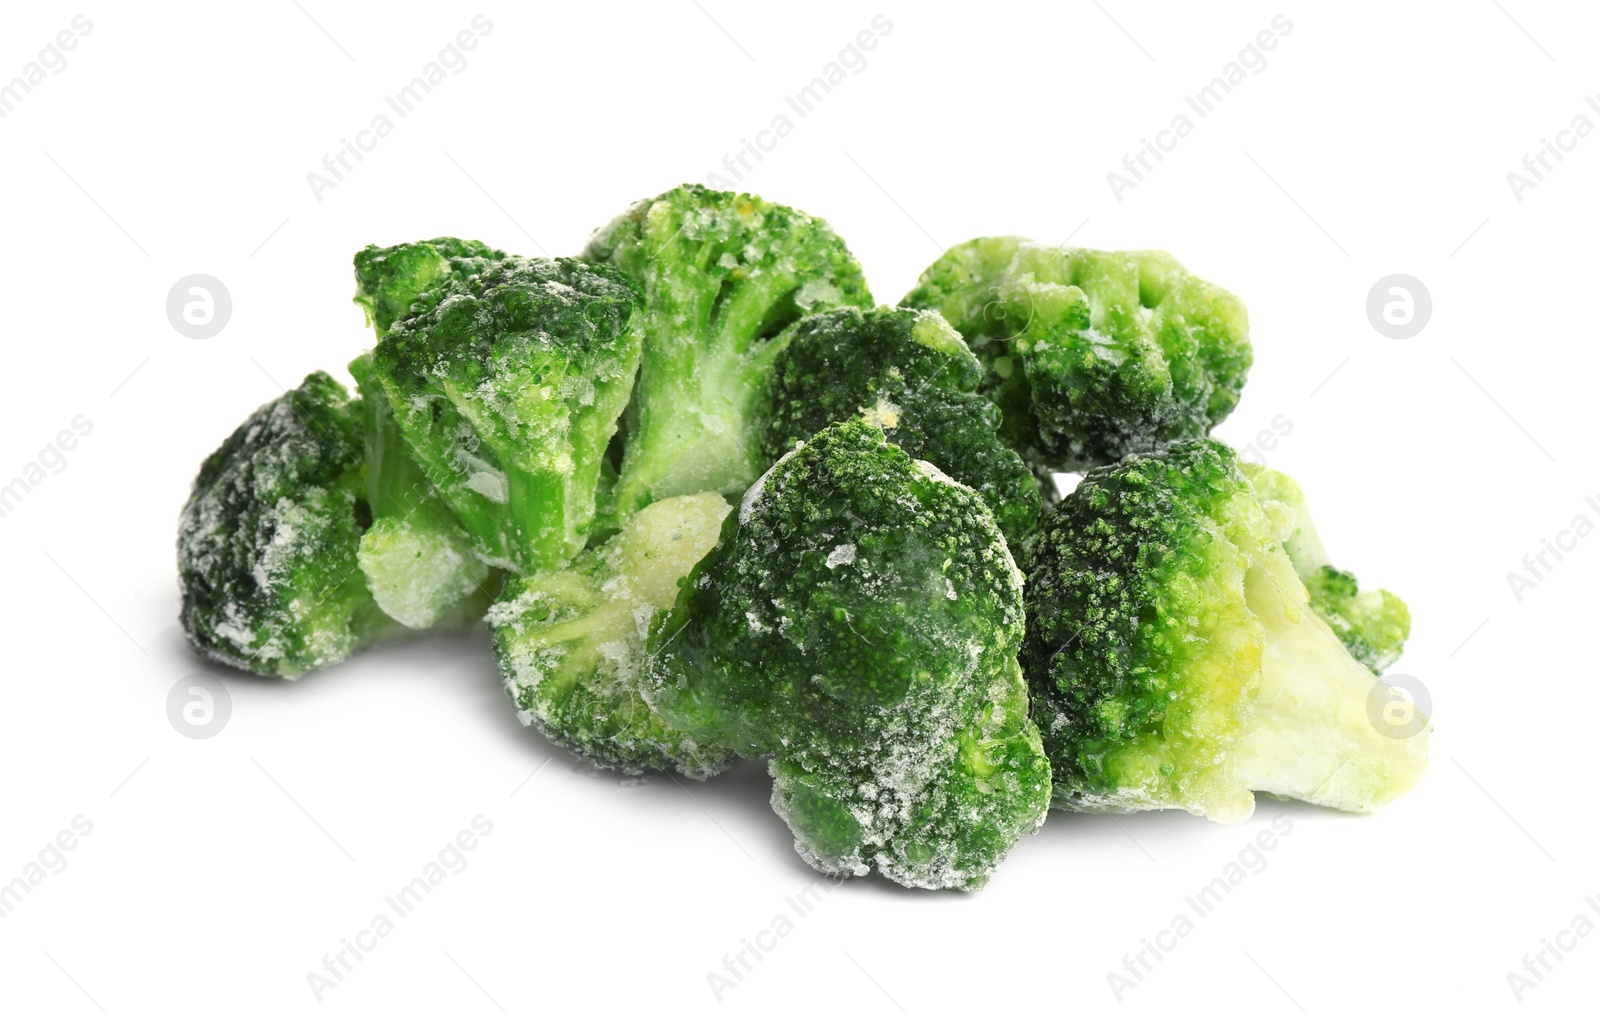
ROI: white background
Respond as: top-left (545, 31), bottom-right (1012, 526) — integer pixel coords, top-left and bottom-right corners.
top-left (1, 2), bottom-right (1594, 1012)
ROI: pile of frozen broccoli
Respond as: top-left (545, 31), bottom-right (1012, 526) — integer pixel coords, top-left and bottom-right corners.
top-left (177, 185), bottom-right (1427, 891)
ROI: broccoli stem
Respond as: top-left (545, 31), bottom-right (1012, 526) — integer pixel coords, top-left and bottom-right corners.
top-left (350, 353), bottom-right (493, 629)
top-left (1231, 554), bottom-right (1429, 812)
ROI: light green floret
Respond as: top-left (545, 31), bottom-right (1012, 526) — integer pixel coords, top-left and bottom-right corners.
top-left (1021, 438), bottom-right (1428, 822)
top-left (646, 420), bottom-right (1052, 891)
top-left (349, 352), bottom-right (496, 629)
top-left (353, 236), bottom-right (507, 338)
top-left (1243, 463), bottom-right (1411, 674)
top-left (584, 184), bottom-right (872, 520)
top-left (904, 239), bottom-right (1252, 471)
top-left (489, 493), bottom-right (733, 778)
top-left (373, 257), bottom-right (644, 575)
top-left (177, 372), bottom-right (398, 678)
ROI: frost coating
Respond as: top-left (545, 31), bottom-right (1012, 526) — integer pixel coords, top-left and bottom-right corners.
top-left (646, 420), bottom-right (1051, 890)
top-left (352, 236), bottom-right (507, 338)
top-left (763, 305), bottom-right (1041, 545)
top-left (373, 257), bottom-right (644, 574)
top-left (177, 372), bottom-right (394, 678)
top-left (490, 493), bottom-right (734, 778)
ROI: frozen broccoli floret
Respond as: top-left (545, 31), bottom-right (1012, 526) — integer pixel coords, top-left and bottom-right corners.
top-left (904, 239), bottom-right (1252, 471)
top-left (1021, 438), bottom-right (1428, 822)
top-left (353, 236), bottom-right (507, 338)
top-left (348, 352), bottom-right (496, 629)
top-left (584, 184), bottom-right (871, 519)
top-left (372, 257), bottom-right (644, 574)
top-left (646, 420), bottom-right (1051, 890)
top-left (763, 305), bottom-right (1042, 545)
top-left (1244, 463), bottom-right (1411, 673)
top-left (349, 240), bottom-right (508, 627)
top-left (178, 372), bottom-right (396, 678)
top-left (489, 492), bottom-right (733, 778)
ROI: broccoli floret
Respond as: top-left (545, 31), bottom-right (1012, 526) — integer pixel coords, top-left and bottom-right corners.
top-left (584, 184), bottom-right (872, 518)
top-left (349, 240), bottom-right (508, 627)
top-left (348, 352), bottom-right (497, 629)
top-left (489, 492), bottom-right (733, 778)
top-left (1021, 438), bottom-right (1427, 821)
top-left (646, 420), bottom-right (1051, 890)
top-left (353, 237), bottom-right (507, 338)
top-left (178, 372), bottom-right (396, 677)
top-left (372, 257), bottom-right (644, 574)
top-left (763, 305), bottom-right (1042, 546)
top-left (1243, 463), bottom-right (1411, 673)
top-left (903, 240), bottom-right (1252, 471)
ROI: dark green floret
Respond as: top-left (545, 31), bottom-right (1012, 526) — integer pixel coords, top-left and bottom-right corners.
top-left (177, 372), bottom-right (395, 678)
top-left (353, 237), bottom-right (507, 338)
top-left (373, 257), bottom-right (644, 575)
top-left (904, 240), bottom-right (1252, 471)
top-left (584, 184), bottom-right (872, 520)
top-left (1021, 438), bottom-right (1428, 821)
top-left (646, 419), bottom-right (1051, 890)
top-left (763, 305), bottom-right (1041, 545)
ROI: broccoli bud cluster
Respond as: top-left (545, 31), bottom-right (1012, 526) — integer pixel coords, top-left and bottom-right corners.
top-left (176, 185), bottom-right (1426, 891)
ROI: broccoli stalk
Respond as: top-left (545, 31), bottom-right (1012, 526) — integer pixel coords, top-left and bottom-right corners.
top-left (489, 492), bottom-right (734, 778)
top-left (348, 351), bottom-right (496, 629)
top-left (584, 185), bottom-right (872, 519)
top-left (1243, 462), bottom-right (1411, 673)
top-left (763, 305), bottom-right (1042, 545)
top-left (348, 238), bottom-right (516, 626)
top-left (646, 420), bottom-right (1051, 890)
top-left (904, 240), bottom-right (1252, 471)
top-left (372, 257), bottom-right (644, 574)
top-left (1230, 546), bottom-right (1420, 810)
top-left (1021, 438), bottom-right (1427, 822)
top-left (178, 372), bottom-right (397, 677)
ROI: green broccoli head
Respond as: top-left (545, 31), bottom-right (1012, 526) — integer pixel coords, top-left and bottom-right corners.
top-left (763, 305), bottom-right (1042, 546)
top-left (353, 237), bottom-right (507, 338)
top-left (178, 372), bottom-right (395, 678)
top-left (903, 240), bottom-right (1252, 471)
top-left (1021, 438), bottom-right (1427, 822)
top-left (489, 492), bottom-right (734, 779)
top-left (646, 420), bottom-right (1051, 890)
top-left (584, 184), bottom-right (872, 518)
top-left (348, 352), bottom-right (497, 629)
top-left (373, 257), bottom-right (644, 575)
top-left (1243, 463), bottom-right (1411, 673)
